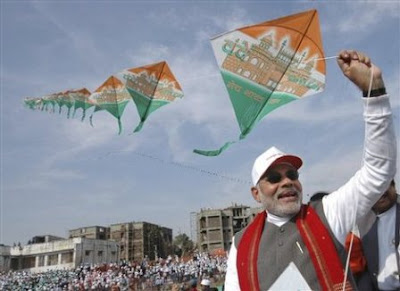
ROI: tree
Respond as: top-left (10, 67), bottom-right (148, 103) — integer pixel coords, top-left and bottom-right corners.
top-left (173, 233), bottom-right (194, 257)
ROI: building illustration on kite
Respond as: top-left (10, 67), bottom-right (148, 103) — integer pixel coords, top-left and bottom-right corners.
top-left (220, 32), bottom-right (324, 98)
top-left (118, 61), bottom-right (183, 132)
top-left (123, 70), bottom-right (183, 102)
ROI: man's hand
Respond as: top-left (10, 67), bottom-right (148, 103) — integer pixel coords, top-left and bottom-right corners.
top-left (337, 50), bottom-right (385, 92)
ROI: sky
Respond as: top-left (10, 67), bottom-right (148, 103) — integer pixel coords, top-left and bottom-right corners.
top-left (1, 0), bottom-right (399, 246)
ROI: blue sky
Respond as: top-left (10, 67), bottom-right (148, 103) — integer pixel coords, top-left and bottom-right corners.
top-left (1, 1), bottom-right (399, 246)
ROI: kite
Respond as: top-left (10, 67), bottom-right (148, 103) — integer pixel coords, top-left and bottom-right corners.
top-left (57, 90), bottom-right (76, 118)
top-left (24, 97), bottom-right (43, 110)
top-left (118, 61), bottom-right (184, 133)
top-left (23, 61), bottom-right (183, 135)
top-left (24, 88), bottom-right (92, 119)
top-left (88, 76), bottom-right (131, 134)
top-left (194, 9), bottom-right (325, 156)
top-left (70, 88), bottom-right (93, 121)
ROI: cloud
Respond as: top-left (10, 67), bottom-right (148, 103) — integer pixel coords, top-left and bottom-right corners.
top-left (30, 2), bottom-right (105, 72)
top-left (327, 2), bottom-right (399, 36)
top-left (2, 2), bottom-right (399, 246)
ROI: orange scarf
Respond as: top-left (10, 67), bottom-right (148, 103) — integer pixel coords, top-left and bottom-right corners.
top-left (237, 205), bottom-right (353, 291)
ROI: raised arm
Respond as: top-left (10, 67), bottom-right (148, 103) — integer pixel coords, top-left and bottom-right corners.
top-left (323, 50), bottom-right (396, 244)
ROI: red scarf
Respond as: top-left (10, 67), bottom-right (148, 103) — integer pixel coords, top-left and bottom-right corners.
top-left (236, 205), bottom-right (353, 291)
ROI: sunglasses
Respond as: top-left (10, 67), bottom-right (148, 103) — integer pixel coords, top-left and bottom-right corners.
top-left (261, 169), bottom-right (299, 184)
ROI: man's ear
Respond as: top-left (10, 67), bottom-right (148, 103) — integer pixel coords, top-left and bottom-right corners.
top-left (251, 186), bottom-right (261, 203)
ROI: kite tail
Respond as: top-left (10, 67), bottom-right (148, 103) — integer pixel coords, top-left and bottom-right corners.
top-left (67, 107), bottom-right (71, 119)
top-left (89, 114), bottom-right (94, 127)
top-left (81, 110), bottom-right (86, 122)
top-left (118, 118), bottom-right (122, 135)
top-left (193, 141), bottom-right (236, 157)
top-left (194, 129), bottom-right (249, 156)
top-left (133, 120), bottom-right (145, 133)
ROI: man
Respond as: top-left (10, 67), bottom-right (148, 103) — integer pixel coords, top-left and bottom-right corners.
top-left (200, 278), bottom-right (211, 290)
top-left (358, 180), bottom-right (400, 290)
top-left (200, 278), bottom-right (216, 291)
top-left (200, 278), bottom-right (219, 291)
top-left (224, 50), bottom-right (397, 290)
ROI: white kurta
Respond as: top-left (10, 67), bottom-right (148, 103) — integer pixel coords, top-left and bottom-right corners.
top-left (225, 95), bottom-right (397, 290)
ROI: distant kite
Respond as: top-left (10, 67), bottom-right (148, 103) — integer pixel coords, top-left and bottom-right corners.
top-left (194, 9), bottom-right (326, 156)
top-left (24, 61), bottom-right (183, 134)
top-left (118, 61), bottom-right (184, 133)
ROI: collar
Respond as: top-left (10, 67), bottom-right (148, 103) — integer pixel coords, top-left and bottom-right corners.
top-left (265, 210), bottom-right (294, 227)
top-left (376, 203), bottom-right (396, 218)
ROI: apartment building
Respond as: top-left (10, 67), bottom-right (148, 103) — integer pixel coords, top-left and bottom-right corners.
top-left (69, 225), bottom-right (110, 240)
top-left (196, 204), bottom-right (262, 252)
top-left (0, 237), bottom-right (119, 273)
top-left (110, 221), bottom-right (172, 261)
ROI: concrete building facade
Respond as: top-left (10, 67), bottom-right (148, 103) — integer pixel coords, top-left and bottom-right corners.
top-left (109, 222), bottom-right (172, 262)
top-left (69, 226), bottom-right (110, 240)
top-left (67, 222), bottom-right (172, 262)
top-left (196, 204), bottom-right (262, 252)
top-left (0, 237), bottom-right (119, 273)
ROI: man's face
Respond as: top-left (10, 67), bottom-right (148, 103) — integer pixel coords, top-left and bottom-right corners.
top-left (372, 183), bottom-right (397, 214)
top-left (251, 163), bottom-right (303, 217)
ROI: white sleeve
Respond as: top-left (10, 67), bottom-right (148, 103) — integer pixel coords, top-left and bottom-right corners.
top-left (224, 236), bottom-right (241, 291)
top-left (323, 95), bottom-right (397, 244)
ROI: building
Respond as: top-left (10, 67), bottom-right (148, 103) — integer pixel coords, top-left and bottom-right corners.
top-left (69, 226), bottom-right (110, 240)
top-left (221, 34), bottom-right (324, 96)
top-left (196, 204), bottom-right (262, 252)
top-left (0, 237), bottom-right (119, 273)
top-left (68, 222), bottom-right (172, 262)
top-left (0, 244), bottom-right (11, 272)
top-left (109, 221), bottom-right (172, 261)
top-left (30, 235), bottom-right (65, 244)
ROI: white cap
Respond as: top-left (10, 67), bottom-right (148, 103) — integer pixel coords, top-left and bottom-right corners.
top-left (201, 278), bottom-right (211, 286)
top-left (251, 146), bottom-right (302, 186)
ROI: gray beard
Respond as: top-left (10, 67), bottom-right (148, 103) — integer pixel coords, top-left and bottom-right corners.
top-left (260, 192), bottom-right (302, 217)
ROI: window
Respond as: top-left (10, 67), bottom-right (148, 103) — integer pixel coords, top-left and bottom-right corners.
top-left (38, 256), bottom-right (45, 267)
top-left (61, 252), bottom-right (73, 264)
top-left (250, 58), bottom-right (258, 65)
top-left (48, 254), bottom-right (58, 266)
top-left (98, 251), bottom-right (103, 256)
top-left (243, 71), bottom-right (250, 78)
top-left (85, 250), bottom-right (91, 256)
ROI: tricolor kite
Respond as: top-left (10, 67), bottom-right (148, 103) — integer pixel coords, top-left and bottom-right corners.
top-left (194, 9), bottom-right (325, 156)
top-left (23, 61), bottom-right (183, 135)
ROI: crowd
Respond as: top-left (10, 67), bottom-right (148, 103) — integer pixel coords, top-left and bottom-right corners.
top-left (0, 252), bottom-right (227, 290)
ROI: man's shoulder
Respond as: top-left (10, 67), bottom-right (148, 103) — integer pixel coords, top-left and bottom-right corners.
top-left (233, 211), bottom-right (265, 247)
top-left (233, 223), bottom-right (251, 248)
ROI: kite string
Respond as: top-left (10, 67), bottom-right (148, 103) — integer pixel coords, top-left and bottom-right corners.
top-left (94, 149), bottom-right (252, 185)
top-left (314, 55), bottom-right (338, 61)
top-left (341, 66), bottom-right (374, 291)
